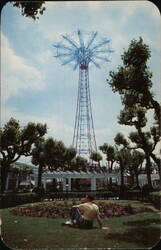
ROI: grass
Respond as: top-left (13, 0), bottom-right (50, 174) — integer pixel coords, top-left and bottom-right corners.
top-left (0, 200), bottom-right (161, 249)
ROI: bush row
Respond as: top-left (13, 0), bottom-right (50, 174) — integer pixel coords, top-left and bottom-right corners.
top-left (0, 193), bottom-right (41, 209)
top-left (1, 189), bottom-right (160, 209)
top-left (0, 191), bottom-right (117, 208)
top-left (44, 191), bottom-right (117, 200)
top-left (149, 191), bottom-right (161, 209)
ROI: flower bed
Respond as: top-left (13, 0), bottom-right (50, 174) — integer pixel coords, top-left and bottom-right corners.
top-left (10, 201), bottom-right (139, 219)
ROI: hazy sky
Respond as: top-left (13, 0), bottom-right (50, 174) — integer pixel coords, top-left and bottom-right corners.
top-left (1, 1), bottom-right (161, 163)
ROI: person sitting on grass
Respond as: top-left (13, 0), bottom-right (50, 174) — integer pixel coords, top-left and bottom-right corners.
top-left (62, 194), bottom-right (103, 229)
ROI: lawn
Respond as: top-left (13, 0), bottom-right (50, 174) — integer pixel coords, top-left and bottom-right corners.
top-left (0, 200), bottom-right (160, 249)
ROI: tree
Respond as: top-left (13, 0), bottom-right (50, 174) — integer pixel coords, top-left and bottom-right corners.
top-left (127, 150), bottom-right (145, 187)
top-left (73, 156), bottom-right (88, 171)
top-left (44, 138), bottom-right (66, 170)
top-left (10, 1), bottom-right (46, 20)
top-left (0, 118), bottom-right (47, 193)
top-left (9, 162), bottom-right (33, 189)
top-left (32, 137), bottom-right (76, 188)
top-left (116, 105), bottom-right (160, 186)
top-left (129, 130), bottom-right (157, 188)
top-left (99, 143), bottom-right (116, 171)
top-left (32, 137), bottom-right (66, 187)
top-left (90, 152), bottom-right (102, 167)
top-left (107, 37), bottom-right (160, 122)
top-left (149, 120), bottom-right (161, 173)
top-left (114, 145), bottom-right (132, 188)
top-left (9, 162), bottom-right (33, 175)
top-left (63, 147), bottom-right (77, 170)
top-left (107, 38), bottom-right (160, 187)
top-left (31, 138), bottom-right (46, 188)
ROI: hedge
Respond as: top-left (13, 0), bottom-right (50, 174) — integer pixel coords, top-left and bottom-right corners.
top-left (1, 189), bottom-right (159, 209)
top-left (149, 191), bottom-right (161, 209)
top-left (0, 191), bottom-right (117, 208)
top-left (44, 191), bottom-right (117, 200)
top-left (0, 192), bottom-right (41, 209)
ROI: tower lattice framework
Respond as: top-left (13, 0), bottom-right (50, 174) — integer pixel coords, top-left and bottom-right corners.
top-left (72, 65), bottom-right (97, 156)
top-left (53, 30), bottom-right (113, 158)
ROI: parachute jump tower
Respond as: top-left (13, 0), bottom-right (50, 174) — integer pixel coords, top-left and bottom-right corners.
top-left (53, 30), bottom-right (113, 158)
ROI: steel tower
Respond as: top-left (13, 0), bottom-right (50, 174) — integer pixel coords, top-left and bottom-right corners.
top-left (53, 30), bottom-right (113, 157)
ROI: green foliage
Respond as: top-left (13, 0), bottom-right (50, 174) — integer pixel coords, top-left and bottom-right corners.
top-left (1, 118), bottom-right (47, 162)
top-left (121, 37), bottom-right (151, 68)
top-left (107, 37), bottom-right (160, 186)
top-left (74, 155), bottom-right (88, 170)
top-left (31, 137), bottom-right (76, 187)
top-left (32, 137), bottom-right (70, 170)
top-left (64, 147), bottom-right (77, 167)
top-left (130, 150), bottom-right (145, 167)
top-left (150, 126), bottom-right (160, 144)
top-left (90, 151), bottom-right (102, 163)
top-left (1, 118), bottom-right (20, 149)
top-left (11, 1), bottom-right (46, 20)
top-left (32, 138), bottom-right (45, 166)
top-left (149, 191), bottom-right (161, 209)
top-left (115, 148), bottom-right (132, 167)
top-left (118, 106), bottom-right (147, 128)
top-left (0, 192), bottom-right (41, 208)
top-left (114, 133), bottom-right (145, 181)
top-left (45, 139), bottom-right (66, 169)
top-left (9, 162), bottom-right (33, 174)
top-left (129, 131), bottom-right (153, 151)
top-left (128, 150), bottom-right (145, 183)
top-left (32, 186), bottom-right (45, 194)
top-left (0, 117), bottom-right (47, 193)
top-left (99, 143), bottom-right (116, 170)
top-left (108, 38), bottom-right (152, 94)
top-left (107, 37), bottom-right (160, 120)
top-left (114, 133), bottom-right (129, 147)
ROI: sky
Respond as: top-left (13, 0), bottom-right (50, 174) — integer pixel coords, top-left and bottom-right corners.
top-left (1, 1), bottom-right (161, 164)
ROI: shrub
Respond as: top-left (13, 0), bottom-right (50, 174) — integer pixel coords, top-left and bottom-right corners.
top-left (149, 191), bottom-right (161, 209)
top-left (107, 184), bottom-right (119, 192)
top-left (0, 192), bottom-right (41, 208)
top-left (142, 184), bottom-right (154, 192)
top-left (43, 191), bottom-right (116, 200)
top-left (32, 187), bottom-right (45, 194)
top-left (131, 185), bottom-right (141, 190)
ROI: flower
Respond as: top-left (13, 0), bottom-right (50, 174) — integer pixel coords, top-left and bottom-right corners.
top-left (10, 201), bottom-right (138, 218)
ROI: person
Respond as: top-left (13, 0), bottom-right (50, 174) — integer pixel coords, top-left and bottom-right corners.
top-left (62, 194), bottom-right (102, 229)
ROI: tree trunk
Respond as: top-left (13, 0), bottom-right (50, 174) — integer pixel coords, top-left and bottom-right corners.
top-left (37, 164), bottom-right (43, 188)
top-left (145, 155), bottom-right (152, 188)
top-left (137, 126), bottom-right (153, 188)
top-left (120, 162), bottom-right (124, 187)
top-left (110, 161), bottom-right (114, 172)
top-left (119, 160), bottom-right (126, 199)
top-left (135, 172), bottom-right (139, 187)
top-left (149, 95), bottom-right (160, 122)
top-left (129, 170), bottom-right (134, 186)
top-left (1, 162), bottom-right (9, 193)
top-left (151, 153), bottom-right (161, 184)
